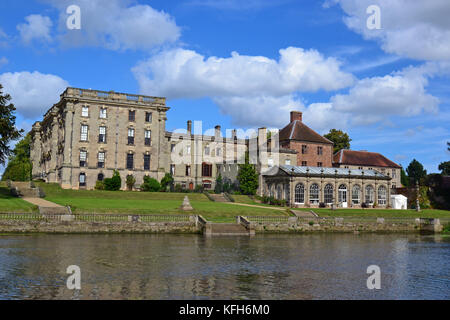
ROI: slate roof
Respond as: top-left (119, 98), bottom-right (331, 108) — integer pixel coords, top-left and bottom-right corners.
top-left (333, 150), bottom-right (401, 168)
top-left (279, 120), bottom-right (333, 145)
top-left (263, 165), bottom-right (391, 179)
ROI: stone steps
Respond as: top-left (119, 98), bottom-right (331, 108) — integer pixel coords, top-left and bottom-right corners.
top-left (207, 223), bottom-right (249, 236)
top-left (209, 193), bottom-right (229, 202)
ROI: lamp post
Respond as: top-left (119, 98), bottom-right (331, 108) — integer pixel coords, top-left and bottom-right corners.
top-left (415, 180), bottom-right (421, 212)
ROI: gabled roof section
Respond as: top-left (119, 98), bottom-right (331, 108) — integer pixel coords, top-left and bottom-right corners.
top-left (279, 120), bottom-right (333, 145)
top-left (333, 149), bottom-right (401, 168)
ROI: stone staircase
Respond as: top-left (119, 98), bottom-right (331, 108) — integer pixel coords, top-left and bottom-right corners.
top-left (208, 193), bottom-right (229, 202)
top-left (9, 181), bottom-right (43, 198)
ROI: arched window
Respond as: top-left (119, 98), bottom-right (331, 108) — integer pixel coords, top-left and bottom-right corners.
top-left (324, 184), bottom-right (333, 204)
top-left (295, 183), bottom-right (304, 203)
top-left (338, 184), bottom-right (347, 203)
top-left (97, 173), bottom-right (104, 181)
top-left (352, 185), bottom-right (361, 204)
top-left (269, 184), bottom-right (274, 198)
top-left (309, 183), bottom-right (319, 204)
top-left (277, 185), bottom-right (283, 200)
top-left (365, 185), bottom-right (374, 204)
top-left (378, 185), bottom-right (387, 205)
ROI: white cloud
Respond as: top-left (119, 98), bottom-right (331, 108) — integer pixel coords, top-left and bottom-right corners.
top-left (330, 0), bottom-right (450, 61)
top-left (133, 47), bottom-right (355, 99)
top-left (0, 71), bottom-right (69, 120)
top-left (43, 0), bottom-right (180, 50)
top-left (17, 14), bottom-right (53, 44)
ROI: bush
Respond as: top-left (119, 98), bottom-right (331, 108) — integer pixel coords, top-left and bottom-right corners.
top-left (95, 180), bottom-right (105, 190)
top-left (194, 185), bottom-right (204, 193)
top-left (361, 202), bottom-right (368, 208)
top-left (126, 175), bottom-right (136, 191)
top-left (160, 173), bottom-right (174, 192)
top-left (141, 176), bottom-right (161, 192)
top-left (215, 174), bottom-right (223, 194)
top-left (104, 170), bottom-right (121, 191)
top-left (319, 202), bottom-right (326, 208)
top-left (174, 183), bottom-right (183, 193)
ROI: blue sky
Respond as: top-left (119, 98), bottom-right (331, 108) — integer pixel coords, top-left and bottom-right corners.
top-left (0, 0), bottom-right (449, 175)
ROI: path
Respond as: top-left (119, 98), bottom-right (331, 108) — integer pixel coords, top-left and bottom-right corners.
top-left (22, 197), bottom-right (63, 208)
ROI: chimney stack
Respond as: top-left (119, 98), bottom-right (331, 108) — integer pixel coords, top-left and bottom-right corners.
top-left (215, 125), bottom-right (221, 139)
top-left (187, 120), bottom-right (192, 134)
top-left (232, 129), bottom-right (237, 140)
top-left (290, 111), bottom-right (302, 123)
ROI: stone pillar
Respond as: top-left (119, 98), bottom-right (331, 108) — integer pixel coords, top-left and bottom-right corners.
top-left (31, 123), bottom-right (42, 179)
top-left (61, 104), bottom-right (74, 189)
top-left (48, 113), bottom-right (59, 183)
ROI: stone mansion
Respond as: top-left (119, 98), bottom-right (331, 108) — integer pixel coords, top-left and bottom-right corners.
top-left (31, 87), bottom-right (402, 208)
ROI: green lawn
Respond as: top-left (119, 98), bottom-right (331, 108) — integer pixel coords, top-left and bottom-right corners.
top-left (296, 207), bottom-right (450, 219)
top-left (36, 182), bottom-right (288, 222)
top-left (0, 184), bottom-right (37, 213)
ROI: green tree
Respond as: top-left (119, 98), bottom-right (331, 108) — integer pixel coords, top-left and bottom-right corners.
top-left (214, 173), bottom-right (223, 194)
top-left (104, 170), bottom-right (121, 191)
top-left (2, 133), bottom-right (32, 181)
top-left (400, 167), bottom-right (409, 187)
top-left (406, 159), bottom-right (427, 184)
top-left (0, 84), bottom-right (23, 165)
top-left (141, 176), bottom-right (160, 192)
top-left (438, 161), bottom-right (450, 175)
top-left (237, 154), bottom-right (259, 195)
top-left (323, 129), bottom-right (351, 154)
top-left (160, 173), bottom-right (174, 192)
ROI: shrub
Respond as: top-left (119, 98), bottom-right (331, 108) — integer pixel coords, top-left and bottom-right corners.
top-left (319, 202), bottom-right (326, 208)
top-left (280, 199), bottom-right (287, 207)
top-left (361, 202), bottom-right (368, 208)
top-left (194, 185), bottom-right (204, 193)
top-left (160, 173), bottom-right (174, 192)
top-left (174, 183), bottom-right (183, 193)
top-left (214, 174), bottom-right (223, 194)
top-left (95, 180), bottom-right (105, 190)
top-left (104, 170), bottom-right (121, 191)
top-left (126, 175), bottom-right (136, 191)
top-left (141, 176), bottom-right (160, 192)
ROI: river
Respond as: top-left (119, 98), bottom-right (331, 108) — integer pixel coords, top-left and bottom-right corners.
top-left (0, 233), bottom-right (448, 299)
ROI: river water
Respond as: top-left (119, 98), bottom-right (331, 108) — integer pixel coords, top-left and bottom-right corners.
top-left (0, 233), bottom-right (448, 300)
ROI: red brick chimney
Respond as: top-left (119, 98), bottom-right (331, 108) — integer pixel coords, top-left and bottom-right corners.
top-left (290, 111), bottom-right (302, 122)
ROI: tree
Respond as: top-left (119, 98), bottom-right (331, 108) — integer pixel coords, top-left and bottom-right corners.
top-left (400, 167), bottom-right (409, 187)
top-left (104, 170), bottom-right (121, 191)
top-left (237, 154), bottom-right (259, 195)
top-left (438, 161), bottom-right (450, 176)
top-left (323, 129), bottom-right (351, 154)
top-left (160, 173), bottom-right (174, 192)
top-left (0, 84), bottom-right (23, 165)
top-left (126, 174), bottom-right (136, 191)
top-left (1, 133), bottom-right (32, 181)
top-left (447, 142), bottom-right (450, 152)
top-left (214, 174), bottom-right (223, 194)
top-left (406, 159), bottom-right (427, 184)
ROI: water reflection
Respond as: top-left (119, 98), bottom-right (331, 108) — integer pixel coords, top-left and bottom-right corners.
top-left (0, 234), bottom-right (448, 300)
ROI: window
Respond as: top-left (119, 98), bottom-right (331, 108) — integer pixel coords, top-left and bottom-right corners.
top-left (99, 108), bottom-right (107, 119)
top-left (79, 173), bottom-right (86, 187)
top-left (82, 106), bottom-right (89, 117)
top-left (97, 173), bottom-right (104, 181)
top-left (186, 165), bottom-right (191, 176)
top-left (80, 125), bottom-right (88, 141)
top-left (301, 161), bottom-right (307, 166)
top-left (203, 181), bottom-right (212, 189)
top-left (79, 151), bottom-right (87, 167)
top-left (302, 145), bottom-right (307, 154)
top-left (170, 164), bottom-right (175, 176)
top-left (128, 128), bottom-right (135, 145)
top-left (392, 183), bottom-right (396, 189)
top-left (317, 146), bottom-right (323, 155)
top-left (392, 169), bottom-right (397, 178)
top-left (309, 184), bottom-right (319, 204)
top-left (317, 162), bottom-right (322, 167)
top-left (285, 159), bottom-right (291, 165)
top-left (98, 152), bottom-right (105, 168)
top-left (145, 112), bottom-right (152, 123)
top-left (170, 144), bottom-right (175, 153)
top-left (186, 145), bottom-right (191, 155)
top-left (338, 184), bottom-right (347, 203)
top-left (202, 163), bottom-right (212, 177)
top-left (268, 158), bottom-right (274, 167)
top-left (358, 166), bottom-right (363, 170)
top-left (295, 183), bottom-right (304, 203)
top-left (216, 148), bottom-right (222, 156)
top-left (145, 130), bottom-right (151, 146)
top-left (126, 153), bottom-right (134, 169)
top-left (98, 126), bottom-right (106, 143)
top-left (378, 186), bottom-right (387, 205)
top-left (277, 185), bottom-right (283, 200)
top-left (144, 154), bottom-right (151, 170)
top-left (128, 110), bottom-right (135, 121)
top-left (352, 185), bottom-right (361, 204)
top-left (324, 184), bottom-right (333, 204)
top-left (365, 185), bottom-right (374, 204)
top-left (204, 146), bottom-right (210, 155)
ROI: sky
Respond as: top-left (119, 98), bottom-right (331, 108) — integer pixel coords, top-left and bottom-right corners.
top-left (0, 0), bottom-right (449, 175)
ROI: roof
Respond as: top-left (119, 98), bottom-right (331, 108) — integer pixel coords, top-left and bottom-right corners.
top-left (279, 120), bottom-right (333, 145)
top-left (263, 165), bottom-right (391, 179)
top-left (333, 149), bottom-right (401, 169)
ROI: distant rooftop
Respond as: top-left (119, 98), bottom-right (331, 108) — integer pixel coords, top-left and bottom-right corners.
top-left (333, 149), bottom-right (401, 168)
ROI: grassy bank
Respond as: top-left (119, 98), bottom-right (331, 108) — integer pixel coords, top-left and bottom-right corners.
top-left (0, 182), bottom-right (37, 213)
top-left (296, 207), bottom-right (450, 219)
top-left (35, 182), bottom-right (288, 222)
